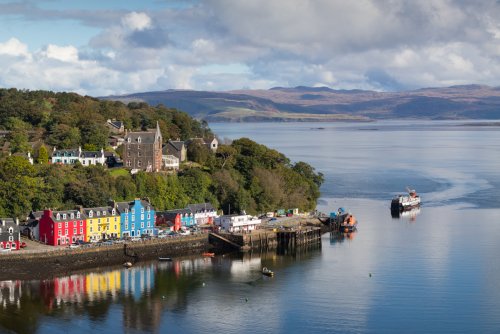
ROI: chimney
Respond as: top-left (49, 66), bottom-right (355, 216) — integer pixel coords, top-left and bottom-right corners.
top-left (108, 199), bottom-right (117, 209)
top-left (15, 218), bottom-right (19, 226)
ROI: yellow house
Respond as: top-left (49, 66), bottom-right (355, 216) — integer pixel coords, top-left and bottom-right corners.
top-left (83, 206), bottom-right (121, 242)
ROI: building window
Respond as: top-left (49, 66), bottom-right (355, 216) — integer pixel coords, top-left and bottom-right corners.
top-left (73, 228), bottom-right (76, 234)
top-left (65, 222), bottom-right (68, 228)
top-left (114, 225), bottom-right (117, 230)
top-left (8, 227), bottom-right (13, 234)
top-left (125, 216), bottom-right (128, 222)
top-left (147, 214), bottom-right (150, 219)
top-left (58, 222), bottom-right (62, 228)
top-left (80, 221), bottom-right (83, 226)
top-left (89, 211), bottom-right (93, 218)
top-left (131, 208), bottom-right (135, 214)
top-left (70, 213), bottom-right (74, 219)
top-left (56, 213), bottom-right (60, 220)
top-left (97, 211), bottom-right (100, 217)
top-left (138, 137), bottom-right (141, 143)
top-left (98, 218), bottom-right (101, 224)
top-left (131, 224), bottom-right (135, 230)
top-left (131, 215), bottom-right (135, 222)
top-left (137, 160), bottom-right (142, 167)
top-left (141, 208), bottom-right (144, 213)
top-left (126, 160), bottom-right (131, 167)
top-left (141, 222), bottom-right (144, 228)
top-left (58, 230), bottom-right (61, 236)
top-left (138, 151), bottom-right (141, 157)
top-left (63, 214), bottom-right (66, 219)
top-left (9, 236), bottom-right (13, 242)
top-left (103, 211), bottom-right (106, 216)
top-left (77, 212), bottom-right (80, 218)
top-left (125, 224), bottom-right (128, 230)
top-left (80, 228), bottom-right (83, 234)
top-left (107, 218), bottom-right (110, 223)
top-left (90, 227), bottom-right (93, 232)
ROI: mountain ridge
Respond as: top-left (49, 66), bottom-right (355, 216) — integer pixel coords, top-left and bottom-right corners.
top-left (101, 85), bottom-right (500, 122)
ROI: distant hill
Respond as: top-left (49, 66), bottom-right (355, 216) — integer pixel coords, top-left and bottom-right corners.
top-left (102, 84), bottom-right (500, 122)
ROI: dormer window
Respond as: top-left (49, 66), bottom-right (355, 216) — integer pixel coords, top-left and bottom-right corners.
top-left (141, 208), bottom-right (144, 213)
top-left (137, 137), bottom-right (141, 143)
top-left (89, 211), bottom-right (93, 218)
top-left (125, 208), bottom-right (129, 214)
top-left (112, 209), bottom-right (116, 215)
top-left (70, 213), bottom-right (74, 219)
top-left (96, 211), bottom-right (100, 216)
top-left (8, 227), bottom-right (13, 234)
top-left (103, 211), bottom-right (106, 216)
top-left (77, 212), bottom-right (80, 218)
top-left (63, 213), bottom-right (66, 220)
top-left (56, 213), bottom-right (60, 220)
top-left (127, 137), bottom-right (131, 143)
top-left (131, 208), bottom-right (135, 214)
top-left (147, 206), bottom-right (150, 212)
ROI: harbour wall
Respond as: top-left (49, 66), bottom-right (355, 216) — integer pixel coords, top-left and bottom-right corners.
top-left (0, 235), bottom-right (209, 280)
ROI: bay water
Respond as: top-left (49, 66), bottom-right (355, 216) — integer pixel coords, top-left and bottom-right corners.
top-left (1, 120), bottom-right (500, 333)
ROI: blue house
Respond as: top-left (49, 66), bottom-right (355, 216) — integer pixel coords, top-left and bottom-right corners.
top-left (112, 199), bottom-right (156, 238)
top-left (162, 208), bottom-right (195, 229)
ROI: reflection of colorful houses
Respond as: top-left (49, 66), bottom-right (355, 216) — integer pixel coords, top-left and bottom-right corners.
top-left (85, 270), bottom-right (121, 301)
top-left (121, 265), bottom-right (155, 301)
top-left (83, 206), bottom-right (120, 242)
top-left (114, 199), bottom-right (156, 238)
top-left (39, 209), bottom-right (86, 246)
top-left (0, 280), bottom-right (22, 309)
top-left (40, 275), bottom-right (87, 307)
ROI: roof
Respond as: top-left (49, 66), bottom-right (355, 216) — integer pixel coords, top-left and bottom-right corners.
top-left (187, 203), bottom-right (215, 212)
top-left (114, 199), bottom-right (153, 213)
top-left (124, 124), bottom-right (161, 144)
top-left (52, 148), bottom-right (80, 157)
top-left (82, 206), bottom-right (117, 217)
top-left (160, 208), bottom-right (192, 215)
top-left (164, 140), bottom-right (185, 154)
top-left (49, 210), bottom-right (83, 221)
top-left (107, 120), bottom-right (124, 129)
top-left (81, 150), bottom-right (103, 158)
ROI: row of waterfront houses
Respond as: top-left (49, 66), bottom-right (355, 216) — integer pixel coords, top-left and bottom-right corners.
top-left (1, 199), bottom-right (263, 249)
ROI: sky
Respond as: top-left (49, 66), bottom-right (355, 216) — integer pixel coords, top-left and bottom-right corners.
top-left (1, 0), bottom-right (500, 96)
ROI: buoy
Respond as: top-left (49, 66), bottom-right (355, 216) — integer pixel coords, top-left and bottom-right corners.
top-left (369, 273), bottom-right (372, 277)
top-left (202, 282), bottom-right (206, 286)
top-left (245, 298), bottom-right (248, 302)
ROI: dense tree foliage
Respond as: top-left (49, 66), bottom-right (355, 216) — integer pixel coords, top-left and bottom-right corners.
top-left (0, 89), bottom-right (323, 218)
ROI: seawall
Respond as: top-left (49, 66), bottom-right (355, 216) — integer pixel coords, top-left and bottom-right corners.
top-left (0, 235), bottom-right (209, 280)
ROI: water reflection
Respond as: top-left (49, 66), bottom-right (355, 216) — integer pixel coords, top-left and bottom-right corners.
top-left (390, 206), bottom-right (421, 222)
top-left (0, 247), bottom-right (323, 334)
top-left (329, 230), bottom-right (358, 244)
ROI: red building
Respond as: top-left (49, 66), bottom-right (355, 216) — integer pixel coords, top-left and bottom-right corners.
top-left (156, 211), bottom-right (181, 232)
top-left (39, 209), bottom-right (86, 246)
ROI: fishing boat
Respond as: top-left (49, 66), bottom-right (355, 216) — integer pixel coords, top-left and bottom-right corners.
top-left (391, 187), bottom-right (421, 212)
top-left (262, 267), bottom-right (274, 277)
top-left (123, 262), bottom-right (133, 268)
top-left (158, 257), bottom-right (172, 261)
top-left (330, 208), bottom-right (358, 232)
top-left (202, 252), bottom-right (215, 257)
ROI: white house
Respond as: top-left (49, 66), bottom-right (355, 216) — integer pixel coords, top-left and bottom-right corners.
top-left (187, 203), bottom-right (218, 225)
top-left (51, 147), bottom-right (105, 166)
top-left (215, 214), bottom-right (261, 233)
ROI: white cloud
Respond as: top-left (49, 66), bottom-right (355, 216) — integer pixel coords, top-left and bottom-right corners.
top-left (43, 44), bottom-right (79, 63)
top-left (121, 12), bottom-right (152, 31)
top-left (0, 38), bottom-right (30, 58)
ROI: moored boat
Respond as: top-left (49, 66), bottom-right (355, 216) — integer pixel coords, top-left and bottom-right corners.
top-left (158, 257), bottom-right (172, 261)
top-left (391, 188), bottom-right (421, 212)
top-left (123, 262), bottom-right (133, 268)
top-left (202, 252), bottom-right (215, 257)
top-left (330, 208), bottom-right (358, 232)
top-left (262, 267), bottom-right (274, 277)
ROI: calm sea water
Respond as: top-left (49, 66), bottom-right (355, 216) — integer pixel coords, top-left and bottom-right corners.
top-left (2, 120), bottom-right (500, 334)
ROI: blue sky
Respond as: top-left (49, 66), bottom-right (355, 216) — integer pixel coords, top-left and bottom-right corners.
top-left (1, 0), bottom-right (500, 96)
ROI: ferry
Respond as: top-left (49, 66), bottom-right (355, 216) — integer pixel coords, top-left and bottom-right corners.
top-left (391, 188), bottom-right (421, 212)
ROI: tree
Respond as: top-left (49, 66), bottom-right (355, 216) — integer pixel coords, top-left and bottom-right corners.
top-left (37, 145), bottom-right (49, 164)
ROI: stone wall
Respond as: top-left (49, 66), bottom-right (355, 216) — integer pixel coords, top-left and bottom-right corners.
top-left (0, 235), bottom-right (209, 280)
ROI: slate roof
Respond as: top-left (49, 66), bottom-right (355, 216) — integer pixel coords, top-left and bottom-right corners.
top-left (187, 203), bottom-right (216, 213)
top-left (163, 140), bottom-right (185, 154)
top-left (124, 130), bottom-right (158, 144)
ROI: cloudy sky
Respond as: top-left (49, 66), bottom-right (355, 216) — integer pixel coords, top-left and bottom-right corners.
top-left (1, 0), bottom-right (500, 96)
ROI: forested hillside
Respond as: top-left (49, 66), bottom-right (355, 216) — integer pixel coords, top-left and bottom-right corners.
top-left (0, 89), bottom-right (323, 218)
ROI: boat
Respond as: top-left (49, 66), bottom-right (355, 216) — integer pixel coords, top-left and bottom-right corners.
top-left (262, 267), bottom-right (274, 277)
top-left (202, 252), bottom-right (215, 257)
top-left (330, 208), bottom-right (358, 232)
top-left (123, 262), bottom-right (133, 268)
top-left (391, 187), bottom-right (421, 212)
top-left (158, 257), bottom-right (172, 261)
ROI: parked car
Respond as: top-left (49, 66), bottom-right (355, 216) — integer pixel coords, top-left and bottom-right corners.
top-left (0, 248), bottom-right (12, 253)
top-left (20, 242), bottom-right (27, 248)
top-left (68, 244), bottom-right (80, 249)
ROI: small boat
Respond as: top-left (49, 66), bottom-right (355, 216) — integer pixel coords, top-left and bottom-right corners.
top-left (158, 257), bottom-right (172, 261)
top-left (391, 187), bottom-right (421, 212)
top-left (330, 208), bottom-right (357, 232)
top-left (123, 262), bottom-right (133, 268)
top-left (202, 252), bottom-right (215, 257)
top-left (262, 267), bottom-right (274, 277)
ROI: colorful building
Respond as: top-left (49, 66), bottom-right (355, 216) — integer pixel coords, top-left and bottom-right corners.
top-left (186, 203), bottom-right (218, 225)
top-left (156, 211), bottom-right (182, 232)
top-left (83, 206), bottom-right (120, 242)
top-left (39, 209), bottom-right (86, 246)
top-left (215, 214), bottom-right (262, 233)
top-left (0, 218), bottom-right (20, 250)
top-left (114, 199), bottom-right (156, 238)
